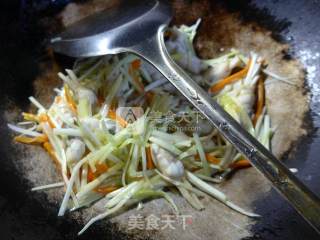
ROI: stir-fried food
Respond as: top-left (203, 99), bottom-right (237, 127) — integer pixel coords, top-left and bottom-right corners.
top-left (9, 20), bottom-right (287, 234)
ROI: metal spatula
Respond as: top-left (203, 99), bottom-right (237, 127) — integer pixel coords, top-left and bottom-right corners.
top-left (51, 0), bottom-right (320, 233)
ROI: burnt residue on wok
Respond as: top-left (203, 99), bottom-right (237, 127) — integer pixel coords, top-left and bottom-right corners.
top-left (0, 0), bottom-right (319, 240)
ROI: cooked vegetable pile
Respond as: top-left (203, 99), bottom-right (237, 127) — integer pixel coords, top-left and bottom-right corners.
top-left (8, 20), bottom-right (284, 234)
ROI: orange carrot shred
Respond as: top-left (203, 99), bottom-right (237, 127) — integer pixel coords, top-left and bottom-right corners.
top-left (64, 84), bottom-right (77, 113)
top-left (128, 64), bottom-right (145, 93)
top-left (195, 153), bottom-right (221, 165)
top-left (108, 109), bottom-right (128, 128)
top-left (94, 185), bottom-right (119, 194)
top-left (95, 162), bottom-right (109, 175)
top-left (229, 159), bottom-right (251, 169)
top-left (252, 77), bottom-right (265, 126)
top-left (55, 96), bottom-right (62, 103)
top-left (23, 112), bottom-right (55, 128)
top-left (146, 146), bottom-right (155, 169)
top-left (39, 114), bottom-right (49, 122)
top-left (14, 135), bottom-right (48, 145)
top-left (39, 113), bottom-right (55, 128)
top-left (205, 153), bottom-right (221, 164)
top-left (209, 60), bottom-right (251, 93)
top-left (110, 98), bottom-right (118, 111)
top-left (87, 166), bottom-right (96, 182)
top-left (43, 142), bottom-right (61, 169)
top-left (131, 59), bottom-right (141, 70)
top-left (87, 163), bottom-right (109, 182)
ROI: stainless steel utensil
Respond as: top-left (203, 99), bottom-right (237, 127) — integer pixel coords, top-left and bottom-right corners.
top-left (51, 0), bottom-right (320, 233)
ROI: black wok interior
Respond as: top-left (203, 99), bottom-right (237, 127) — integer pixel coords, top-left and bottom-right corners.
top-left (1, 1), bottom-right (320, 239)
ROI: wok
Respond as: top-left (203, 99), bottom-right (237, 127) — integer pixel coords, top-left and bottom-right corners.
top-left (0, 0), bottom-right (320, 239)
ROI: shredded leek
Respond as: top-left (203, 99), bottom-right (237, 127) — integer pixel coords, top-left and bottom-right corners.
top-left (8, 19), bottom-right (280, 235)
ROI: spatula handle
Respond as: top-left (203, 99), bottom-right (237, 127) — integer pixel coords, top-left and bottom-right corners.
top-left (130, 25), bottom-right (320, 234)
